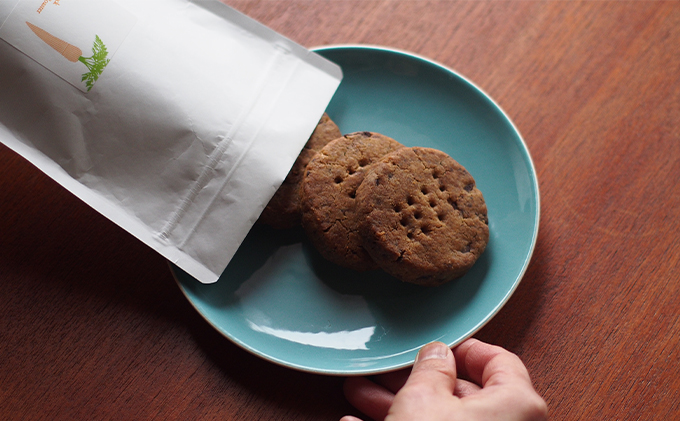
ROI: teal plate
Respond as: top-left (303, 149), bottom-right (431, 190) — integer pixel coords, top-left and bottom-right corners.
top-left (171, 45), bottom-right (540, 375)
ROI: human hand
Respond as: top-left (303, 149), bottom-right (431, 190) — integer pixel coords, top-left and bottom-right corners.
top-left (340, 339), bottom-right (547, 421)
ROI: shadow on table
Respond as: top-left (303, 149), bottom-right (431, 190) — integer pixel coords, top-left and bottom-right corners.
top-left (0, 158), bottom-right (182, 321)
top-left (0, 167), bottom-right (358, 420)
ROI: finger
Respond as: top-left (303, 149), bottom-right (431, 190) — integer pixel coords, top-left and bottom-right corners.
top-left (400, 341), bottom-right (456, 396)
top-left (340, 417), bottom-right (364, 421)
top-left (343, 376), bottom-right (395, 421)
top-left (453, 378), bottom-right (481, 398)
top-left (453, 339), bottom-right (548, 420)
top-left (451, 339), bottom-right (548, 420)
top-left (454, 338), bottom-right (533, 388)
top-left (371, 368), bottom-right (410, 394)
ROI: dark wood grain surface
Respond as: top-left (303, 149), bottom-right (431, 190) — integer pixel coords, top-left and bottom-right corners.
top-left (1, 1), bottom-right (679, 420)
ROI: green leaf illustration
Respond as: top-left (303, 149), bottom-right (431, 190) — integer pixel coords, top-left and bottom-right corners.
top-left (78, 35), bottom-right (111, 91)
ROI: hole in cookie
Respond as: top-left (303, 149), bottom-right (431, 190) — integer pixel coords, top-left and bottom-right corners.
top-left (400, 215), bottom-right (409, 227)
top-left (421, 186), bottom-right (429, 195)
top-left (348, 167), bottom-right (356, 175)
top-left (349, 190), bottom-right (357, 199)
top-left (407, 232), bottom-right (414, 239)
top-left (439, 183), bottom-right (446, 192)
top-left (432, 171), bottom-right (440, 179)
top-left (334, 176), bottom-right (343, 184)
top-left (448, 198), bottom-right (459, 210)
top-left (407, 196), bottom-right (415, 206)
top-left (437, 211), bottom-right (446, 221)
top-left (394, 204), bottom-right (402, 213)
top-left (414, 210), bottom-right (422, 220)
top-left (429, 198), bottom-right (437, 208)
top-left (358, 158), bottom-right (370, 167)
top-left (464, 183), bottom-right (474, 192)
top-left (421, 225), bottom-right (431, 235)
top-left (462, 243), bottom-right (472, 253)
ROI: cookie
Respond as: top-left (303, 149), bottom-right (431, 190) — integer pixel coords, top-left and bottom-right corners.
top-left (301, 132), bottom-right (404, 271)
top-left (258, 113), bottom-right (342, 229)
top-left (356, 147), bottom-right (489, 286)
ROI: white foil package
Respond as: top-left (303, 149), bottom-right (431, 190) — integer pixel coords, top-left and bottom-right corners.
top-left (0, 0), bottom-right (342, 283)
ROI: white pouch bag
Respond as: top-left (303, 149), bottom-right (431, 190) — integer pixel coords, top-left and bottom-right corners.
top-left (0, 0), bottom-right (343, 283)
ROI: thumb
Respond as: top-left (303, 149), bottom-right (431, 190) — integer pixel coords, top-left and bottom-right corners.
top-left (403, 342), bottom-right (457, 396)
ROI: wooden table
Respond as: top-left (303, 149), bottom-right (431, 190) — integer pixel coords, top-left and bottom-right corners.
top-left (1, 1), bottom-right (679, 419)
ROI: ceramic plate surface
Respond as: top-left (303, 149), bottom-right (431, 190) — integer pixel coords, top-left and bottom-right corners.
top-left (171, 45), bottom-right (539, 375)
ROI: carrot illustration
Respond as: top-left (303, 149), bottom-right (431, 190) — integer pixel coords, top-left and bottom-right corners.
top-left (26, 21), bottom-right (111, 91)
top-left (26, 21), bottom-right (82, 62)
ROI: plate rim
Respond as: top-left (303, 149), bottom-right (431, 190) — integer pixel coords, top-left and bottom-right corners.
top-left (172, 44), bottom-right (541, 376)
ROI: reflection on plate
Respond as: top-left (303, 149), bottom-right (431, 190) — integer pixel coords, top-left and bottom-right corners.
top-left (171, 45), bottom-right (540, 375)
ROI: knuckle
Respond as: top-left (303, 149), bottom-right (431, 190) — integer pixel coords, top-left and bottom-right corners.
top-left (522, 392), bottom-right (549, 420)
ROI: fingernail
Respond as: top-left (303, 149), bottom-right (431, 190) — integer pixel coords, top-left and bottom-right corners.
top-left (416, 342), bottom-right (449, 363)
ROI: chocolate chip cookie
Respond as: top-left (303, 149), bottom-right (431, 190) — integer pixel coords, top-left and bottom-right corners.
top-left (356, 147), bottom-right (489, 286)
top-left (258, 113), bottom-right (342, 229)
top-left (300, 132), bottom-right (404, 271)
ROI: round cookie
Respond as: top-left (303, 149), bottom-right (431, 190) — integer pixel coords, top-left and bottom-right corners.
top-left (301, 132), bottom-right (404, 271)
top-left (258, 113), bottom-right (342, 229)
top-left (356, 147), bottom-right (489, 286)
